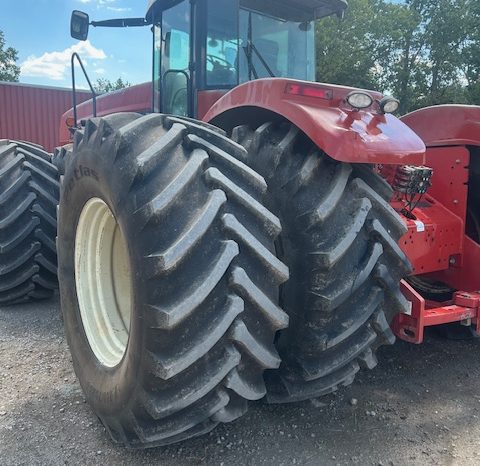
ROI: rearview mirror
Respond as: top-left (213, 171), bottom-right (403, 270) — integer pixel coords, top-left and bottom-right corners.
top-left (71, 10), bottom-right (90, 41)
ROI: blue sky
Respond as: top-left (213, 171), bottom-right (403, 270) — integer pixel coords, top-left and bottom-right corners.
top-left (1, 0), bottom-right (152, 88)
top-left (2, 0), bottom-right (406, 89)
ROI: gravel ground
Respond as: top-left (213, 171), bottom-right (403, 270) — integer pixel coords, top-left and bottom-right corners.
top-left (1, 296), bottom-right (480, 466)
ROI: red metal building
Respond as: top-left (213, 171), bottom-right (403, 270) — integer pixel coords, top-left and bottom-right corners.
top-left (0, 81), bottom-right (90, 152)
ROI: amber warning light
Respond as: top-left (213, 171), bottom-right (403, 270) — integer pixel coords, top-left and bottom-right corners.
top-left (285, 83), bottom-right (333, 100)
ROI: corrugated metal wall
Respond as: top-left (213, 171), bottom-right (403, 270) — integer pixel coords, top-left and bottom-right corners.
top-left (0, 82), bottom-right (90, 152)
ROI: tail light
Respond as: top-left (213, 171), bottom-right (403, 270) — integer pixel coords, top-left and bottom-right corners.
top-left (285, 83), bottom-right (333, 100)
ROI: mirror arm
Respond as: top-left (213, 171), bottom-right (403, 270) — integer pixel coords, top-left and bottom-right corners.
top-left (90, 18), bottom-right (151, 28)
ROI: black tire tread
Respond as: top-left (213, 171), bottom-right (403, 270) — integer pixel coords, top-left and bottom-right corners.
top-left (0, 140), bottom-right (58, 305)
top-left (231, 122), bottom-right (411, 404)
top-left (62, 114), bottom-right (288, 448)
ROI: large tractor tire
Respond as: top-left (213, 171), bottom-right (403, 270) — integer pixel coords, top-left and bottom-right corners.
top-left (52, 144), bottom-right (72, 176)
top-left (57, 113), bottom-right (288, 448)
top-left (0, 140), bottom-right (58, 306)
top-left (231, 121), bottom-right (411, 403)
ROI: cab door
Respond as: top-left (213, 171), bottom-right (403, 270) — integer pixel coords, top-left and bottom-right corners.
top-left (154, 0), bottom-right (192, 116)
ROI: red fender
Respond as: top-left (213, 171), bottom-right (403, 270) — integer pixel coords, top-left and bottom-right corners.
top-left (204, 78), bottom-right (426, 165)
top-left (401, 105), bottom-right (480, 148)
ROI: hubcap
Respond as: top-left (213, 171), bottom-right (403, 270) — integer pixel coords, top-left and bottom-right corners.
top-left (75, 198), bottom-right (132, 367)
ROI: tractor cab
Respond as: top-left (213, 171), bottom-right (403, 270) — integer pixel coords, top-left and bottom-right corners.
top-left (71, 0), bottom-right (346, 119)
top-left (149, 0), bottom-right (346, 117)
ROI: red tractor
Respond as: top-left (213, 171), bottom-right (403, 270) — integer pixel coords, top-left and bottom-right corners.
top-left (0, 0), bottom-right (479, 449)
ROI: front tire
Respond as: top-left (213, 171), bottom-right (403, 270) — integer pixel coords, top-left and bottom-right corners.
top-left (58, 114), bottom-right (288, 447)
top-left (232, 121), bottom-right (411, 403)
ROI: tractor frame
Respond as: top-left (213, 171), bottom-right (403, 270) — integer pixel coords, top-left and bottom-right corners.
top-left (62, 0), bottom-right (480, 345)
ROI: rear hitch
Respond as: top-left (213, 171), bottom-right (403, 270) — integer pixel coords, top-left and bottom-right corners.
top-left (393, 281), bottom-right (480, 344)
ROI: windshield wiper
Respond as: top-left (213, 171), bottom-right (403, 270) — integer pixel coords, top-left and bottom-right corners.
top-left (243, 12), bottom-right (275, 80)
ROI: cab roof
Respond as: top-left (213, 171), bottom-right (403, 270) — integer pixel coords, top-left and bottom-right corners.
top-left (146, 0), bottom-right (347, 22)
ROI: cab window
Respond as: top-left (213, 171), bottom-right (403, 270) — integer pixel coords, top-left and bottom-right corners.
top-left (161, 1), bottom-right (191, 116)
top-left (205, 0), bottom-right (239, 87)
top-left (239, 8), bottom-right (315, 82)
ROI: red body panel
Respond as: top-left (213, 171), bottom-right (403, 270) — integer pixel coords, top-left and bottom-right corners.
top-left (59, 82), bottom-right (151, 146)
top-left (425, 146), bottom-right (470, 220)
top-left (400, 110), bottom-right (480, 293)
top-left (401, 105), bottom-right (480, 147)
top-left (204, 78), bottom-right (426, 165)
top-left (432, 238), bottom-right (480, 292)
top-left (394, 105), bottom-right (480, 343)
top-left (398, 196), bottom-right (464, 275)
top-left (197, 90), bottom-right (228, 120)
top-left (1, 82), bottom-right (90, 152)
top-left (398, 146), bottom-right (470, 275)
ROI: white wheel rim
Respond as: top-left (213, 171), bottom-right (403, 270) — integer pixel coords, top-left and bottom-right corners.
top-left (75, 198), bottom-right (132, 368)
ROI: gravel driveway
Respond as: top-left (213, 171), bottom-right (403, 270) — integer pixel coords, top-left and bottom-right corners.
top-left (1, 297), bottom-right (480, 466)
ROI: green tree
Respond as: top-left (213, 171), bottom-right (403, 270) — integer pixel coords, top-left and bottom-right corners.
top-left (94, 77), bottom-right (131, 94)
top-left (405, 0), bottom-right (471, 110)
top-left (315, 0), bottom-right (479, 113)
top-left (462, 0), bottom-right (480, 104)
top-left (316, 0), bottom-right (387, 90)
top-left (376, 1), bottom-right (427, 112)
top-left (0, 31), bottom-right (20, 82)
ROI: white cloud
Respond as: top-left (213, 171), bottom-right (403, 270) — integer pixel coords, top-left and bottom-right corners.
top-left (107, 6), bottom-right (132, 12)
top-left (76, 1), bottom-right (131, 12)
top-left (77, 0), bottom-right (118, 6)
top-left (95, 68), bottom-right (106, 75)
top-left (20, 41), bottom-right (107, 81)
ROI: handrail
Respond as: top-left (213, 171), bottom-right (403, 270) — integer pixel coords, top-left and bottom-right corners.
top-left (71, 52), bottom-right (97, 127)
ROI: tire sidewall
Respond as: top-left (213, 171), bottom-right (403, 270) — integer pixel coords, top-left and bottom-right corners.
top-left (58, 144), bottom-right (144, 417)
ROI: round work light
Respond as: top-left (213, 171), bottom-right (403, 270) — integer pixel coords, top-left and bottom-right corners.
top-left (346, 91), bottom-right (374, 109)
top-left (380, 97), bottom-right (400, 114)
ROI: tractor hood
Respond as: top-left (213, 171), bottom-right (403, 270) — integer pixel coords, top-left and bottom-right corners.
top-left (146, 0), bottom-right (348, 22)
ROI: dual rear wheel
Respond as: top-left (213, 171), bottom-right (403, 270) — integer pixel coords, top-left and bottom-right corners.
top-left (56, 114), bottom-right (411, 447)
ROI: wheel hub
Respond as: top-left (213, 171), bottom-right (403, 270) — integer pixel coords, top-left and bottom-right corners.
top-left (75, 198), bottom-right (132, 367)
